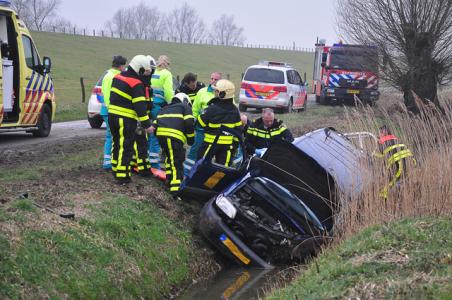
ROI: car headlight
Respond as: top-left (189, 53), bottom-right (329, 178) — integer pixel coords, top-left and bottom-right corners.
top-left (215, 195), bottom-right (237, 219)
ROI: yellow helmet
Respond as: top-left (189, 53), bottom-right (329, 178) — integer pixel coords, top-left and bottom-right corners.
top-left (213, 79), bottom-right (235, 99)
top-left (129, 55), bottom-right (156, 74)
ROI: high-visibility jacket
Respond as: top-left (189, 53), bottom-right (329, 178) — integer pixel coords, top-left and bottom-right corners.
top-left (101, 68), bottom-right (120, 111)
top-left (108, 69), bottom-right (152, 129)
top-left (151, 68), bottom-right (174, 105)
top-left (192, 85), bottom-right (215, 118)
top-left (197, 97), bottom-right (242, 145)
top-left (176, 81), bottom-right (206, 105)
top-left (245, 117), bottom-right (294, 153)
top-left (377, 134), bottom-right (415, 198)
top-left (154, 99), bottom-right (195, 145)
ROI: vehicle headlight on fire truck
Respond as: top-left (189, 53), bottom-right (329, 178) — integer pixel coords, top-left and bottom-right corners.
top-left (215, 195), bottom-right (237, 219)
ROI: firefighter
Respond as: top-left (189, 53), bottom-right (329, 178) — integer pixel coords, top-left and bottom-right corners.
top-left (153, 92), bottom-right (195, 195)
top-left (148, 55), bottom-right (174, 170)
top-left (376, 125), bottom-right (415, 199)
top-left (197, 79), bottom-right (242, 166)
top-left (109, 55), bottom-right (156, 184)
top-left (184, 72), bottom-right (222, 175)
top-left (100, 55), bottom-right (127, 170)
top-left (175, 72), bottom-right (205, 105)
top-left (245, 108), bottom-right (294, 155)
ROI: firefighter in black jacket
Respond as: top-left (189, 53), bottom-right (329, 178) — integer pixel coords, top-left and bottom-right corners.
top-left (109, 55), bottom-right (156, 184)
top-left (245, 108), bottom-right (294, 155)
top-left (197, 79), bottom-right (242, 166)
top-left (153, 92), bottom-right (195, 195)
top-left (175, 72), bottom-right (205, 106)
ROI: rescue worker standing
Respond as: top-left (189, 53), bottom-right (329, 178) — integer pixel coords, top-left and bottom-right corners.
top-left (109, 55), bottom-right (156, 184)
top-left (153, 93), bottom-right (195, 195)
top-left (376, 125), bottom-right (415, 199)
top-left (100, 55), bottom-right (127, 170)
top-left (245, 108), bottom-right (294, 155)
top-left (175, 72), bottom-right (205, 105)
top-left (197, 79), bottom-right (242, 166)
top-left (184, 72), bottom-right (222, 175)
top-left (148, 55), bottom-right (174, 170)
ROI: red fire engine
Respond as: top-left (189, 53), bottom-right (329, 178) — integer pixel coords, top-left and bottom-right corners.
top-left (312, 39), bottom-right (380, 105)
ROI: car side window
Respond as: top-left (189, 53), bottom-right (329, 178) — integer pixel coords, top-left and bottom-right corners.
top-left (287, 70), bottom-right (295, 84)
top-left (22, 35), bottom-right (41, 71)
top-left (293, 71), bottom-right (303, 85)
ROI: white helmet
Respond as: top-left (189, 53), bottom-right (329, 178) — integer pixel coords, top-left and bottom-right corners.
top-left (129, 55), bottom-right (156, 74)
top-left (173, 92), bottom-right (191, 107)
top-left (213, 79), bottom-right (235, 99)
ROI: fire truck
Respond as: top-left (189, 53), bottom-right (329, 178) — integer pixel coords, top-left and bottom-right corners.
top-left (312, 39), bottom-right (379, 105)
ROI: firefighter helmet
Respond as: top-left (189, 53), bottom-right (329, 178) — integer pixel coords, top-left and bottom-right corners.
top-left (173, 92), bottom-right (191, 107)
top-left (129, 55), bottom-right (156, 75)
top-left (213, 79), bottom-right (235, 99)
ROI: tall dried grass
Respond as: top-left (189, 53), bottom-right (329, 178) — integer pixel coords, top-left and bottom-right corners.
top-left (335, 92), bottom-right (452, 240)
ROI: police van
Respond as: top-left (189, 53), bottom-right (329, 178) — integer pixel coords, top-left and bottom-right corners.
top-left (0, 0), bottom-right (55, 137)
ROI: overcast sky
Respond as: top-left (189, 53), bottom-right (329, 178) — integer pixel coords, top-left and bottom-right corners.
top-left (57, 0), bottom-right (339, 48)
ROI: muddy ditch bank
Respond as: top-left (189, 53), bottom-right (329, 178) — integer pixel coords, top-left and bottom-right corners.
top-left (0, 136), bottom-right (228, 298)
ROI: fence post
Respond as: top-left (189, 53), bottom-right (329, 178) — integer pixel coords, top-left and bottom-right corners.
top-left (227, 74), bottom-right (230, 80)
top-left (83, 29), bottom-right (86, 36)
top-left (63, 27), bottom-right (65, 34)
top-left (80, 77), bottom-right (86, 103)
top-left (304, 72), bottom-right (307, 83)
top-left (73, 27), bottom-right (75, 35)
top-left (102, 30), bottom-right (104, 37)
top-left (111, 31), bottom-right (113, 38)
top-left (53, 26), bottom-right (56, 32)
top-left (93, 29), bottom-right (96, 36)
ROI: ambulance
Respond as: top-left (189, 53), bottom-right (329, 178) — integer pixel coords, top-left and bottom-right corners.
top-left (0, 0), bottom-right (55, 137)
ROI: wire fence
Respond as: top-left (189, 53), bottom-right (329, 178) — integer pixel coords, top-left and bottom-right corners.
top-left (41, 26), bottom-right (316, 53)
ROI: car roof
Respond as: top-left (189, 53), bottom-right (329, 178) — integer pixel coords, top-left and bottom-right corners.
top-left (246, 64), bottom-right (294, 72)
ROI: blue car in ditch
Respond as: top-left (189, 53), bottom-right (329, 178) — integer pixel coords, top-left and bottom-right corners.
top-left (180, 127), bottom-right (367, 268)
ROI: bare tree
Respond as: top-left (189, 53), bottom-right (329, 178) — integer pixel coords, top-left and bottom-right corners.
top-left (145, 9), bottom-right (165, 41)
top-left (167, 2), bottom-right (205, 43)
top-left (337, 0), bottom-right (452, 113)
top-left (26, 0), bottom-right (62, 31)
top-left (107, 8), bottom-right (136, 39)
top-left (209, 14), bottom-right (245, 46)
top-left (43, 17), bottom-right (74, 33)
top-left (11, 0), bottom-right (32, 25)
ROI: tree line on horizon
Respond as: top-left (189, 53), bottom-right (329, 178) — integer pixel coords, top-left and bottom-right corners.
top-left (11, 0), bottom-right (246, 46)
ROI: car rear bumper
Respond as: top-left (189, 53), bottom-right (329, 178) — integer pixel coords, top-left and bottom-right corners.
top-left (239, 96), bottom-right (289, 109)
top-left (199, 198), bottom-right (274, 269)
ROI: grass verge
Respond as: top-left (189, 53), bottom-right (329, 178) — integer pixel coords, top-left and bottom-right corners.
top-left (0, 194), bottom-right (200, 299)
top-left (268, 217), bottom-right (452, 299)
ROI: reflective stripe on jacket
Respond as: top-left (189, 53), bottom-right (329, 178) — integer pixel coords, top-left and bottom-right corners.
top-left (245, 117), bottom-right (294, 152)
top-left (109, 70), bottom-right (151, 128)
top-left (198, 97), bottom-right (242, 145)
top-left (154, 99), bottom-right (195, 144)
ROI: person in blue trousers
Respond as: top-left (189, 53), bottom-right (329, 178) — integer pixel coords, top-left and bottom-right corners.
top-left (100, 55), bottom-right (127, 169)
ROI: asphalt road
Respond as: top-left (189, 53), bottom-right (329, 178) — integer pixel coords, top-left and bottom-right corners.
top-left (0, 120), bottom-right (105, 150)
top-left (0, 94), bottom-right (317, 150)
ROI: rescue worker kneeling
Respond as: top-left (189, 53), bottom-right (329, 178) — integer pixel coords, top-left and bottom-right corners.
top-left (197, 79), bottom-right (242, 166)
top-left (153, 93), bottom-right (195, 195)
top-left (109, 55), bottom-right (156, 184)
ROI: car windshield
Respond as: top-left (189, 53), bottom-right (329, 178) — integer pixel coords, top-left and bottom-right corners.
top-left (244, 68), bottom-right (285, 84)
top-left (329, 48), bottom-right (378, 72)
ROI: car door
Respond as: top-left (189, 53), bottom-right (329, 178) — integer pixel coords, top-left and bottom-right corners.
top-left (292, 70), bottom-right (306, 108)
top-left (179, 126), bottom-right (248, 202)
top-left (20, 34), bottom-right (45, 125)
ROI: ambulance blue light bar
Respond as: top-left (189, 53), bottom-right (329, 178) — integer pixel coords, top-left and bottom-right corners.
top-left (0, 0), bottom-right (11, 7)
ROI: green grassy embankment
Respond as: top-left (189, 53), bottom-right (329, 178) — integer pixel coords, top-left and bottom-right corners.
top-left (32, 31), bottom-right (314, 122)
top-left (268, 217), bottom-right (452, 299)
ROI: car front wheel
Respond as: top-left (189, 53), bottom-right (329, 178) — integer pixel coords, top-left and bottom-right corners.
top-left (32, 104), bottom-right (52, 137)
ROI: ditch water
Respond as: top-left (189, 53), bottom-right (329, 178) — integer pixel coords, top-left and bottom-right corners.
top-left (177, 266), bottom-right (295, 300)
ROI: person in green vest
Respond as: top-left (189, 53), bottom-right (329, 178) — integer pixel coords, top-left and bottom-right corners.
top-left (148, 55), bottom-right (174, 170)
top-left (100, 55), bottom-right (127, 170)
top-left (183, 71), bottom-right (222, 175)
